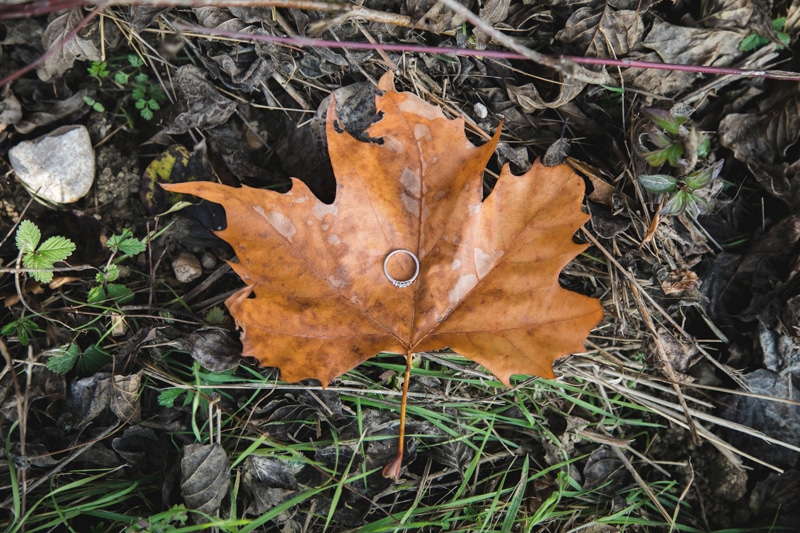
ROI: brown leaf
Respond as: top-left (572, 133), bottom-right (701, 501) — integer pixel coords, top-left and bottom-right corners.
top-left (163, 65), bottom-right (236, 135)
top-left (623, 20), bottom-right (744, 96)
top-left (37, 10), bottom-right (101, 82)
top-left (164, 72), bottom-right (602, 387)
top-left (181, 443), bottom-right (230, 517)
top-left (110, 372), bottom-right (141, 423)
top-left (556, 6), bottom-right (644, 57)
top-left (406, 0), bottom-right (467, 33)
top-left (507, 77), bottom-right (585, 112)
top-left (719, 85), bottom-right (800, 206)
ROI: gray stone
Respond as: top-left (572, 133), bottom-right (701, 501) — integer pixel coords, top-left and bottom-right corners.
top-left (9, 125), bottom-right (95, 204)
top-left (172, 252), bottom-right (203, 283)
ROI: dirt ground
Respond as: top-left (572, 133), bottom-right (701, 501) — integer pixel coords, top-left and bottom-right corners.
top-left (1, 1), bottom-right (800, 531)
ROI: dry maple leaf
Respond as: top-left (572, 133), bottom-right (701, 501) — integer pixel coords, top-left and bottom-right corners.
top-left (163, 72), bottom-right (602, 477)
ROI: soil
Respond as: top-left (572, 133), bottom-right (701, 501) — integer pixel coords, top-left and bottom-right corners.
top-left (1, 1), bottom-right (800, 532)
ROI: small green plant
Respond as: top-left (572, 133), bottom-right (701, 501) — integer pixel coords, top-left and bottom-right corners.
top-left (1, 316), bottom-right (43, 346)
top-left (85, 55), bottom-right (166, 121)
top-left (15, 220), bottom-right (76, 284)
top-left (87, 60), bottom-right (110, 83)
top-left (45, 342), bottom-right (109, 375)
top-left (639, 160), bottom-right (723, 216)
top-left (126, 505), bottom-right (189, 532)
top-left (636, 108), bottom-right (722, 217)
top-left (88, 228), bottom-right (147, 304)
top-left (82, 95), bottom-right (105, 113)
top-left (740, 17), bottom-right (791, 51)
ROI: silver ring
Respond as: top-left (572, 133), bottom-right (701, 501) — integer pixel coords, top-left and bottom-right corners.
top-left (383, 249), bottom-right (420, 288)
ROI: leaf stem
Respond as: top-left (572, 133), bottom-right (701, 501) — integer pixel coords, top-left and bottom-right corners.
top-left (382, 350), bottom-right (413, 479)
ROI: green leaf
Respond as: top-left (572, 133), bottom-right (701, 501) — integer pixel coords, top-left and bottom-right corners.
top-left (684, 160), bottom-right (723, 190)
top-left (697, 133), bottom-right (711, 159)
top-left (87, 283), bottom-right (133, 304)
top-left (36, 236), bottom-right (76, 263)
top-left (151, 85), bottom-right (166, 103)
top-left (131, 85), bottom-right (146, 101)
top-left (158, 388), bottom-right (186, 408)
top-left (114, 71), bottom-right (130, 85)
top-left (46, 343), bottom-right (81, 374)
top-left (684, 193), bottom-right (711, 217)
top-left (740, 18), bottom-right (790, 51)
top-left (134, 73), bottom-right (149, 85)
top-left (128, 54), bottom-right (144, 68)
top-left (642, 108), bottom-right (685, 136)
top-left (643, 148), bottom-right (671, 167)
top-left (22, 252), bottom-right (51, 271)
top-left (76, 344), bottom-right (109, 376)
top-left (92, 102), bottom-right (105, 113)
top-left (18, 326), bottom-right (29, 346)
top-left (15, 220), bottom-right (41, 253)
top-left (21, 252), bottom-right (54, 283)
top-left (119, 239), bottom-right (146, 256)
top-left (205, 306), bottom-right (226, 324)
top-left (146, 99), bottom-right (160, 112)
top-left (638, 174), bottom-right (678, 194)
top-left (661, 190), bottom-right (690, 216)
top-left (665, 143), bottom-right (685, 167)
top-left (739, 32), bottom-right (765, 52)
top-left (108, 230), bottom-right (146, 256)
top-left (87, 285), bottom-right (106, 303)
top-left (87, 61), bottom-right (109, 79)
top-left (140, 107), bottom-right (154, 121)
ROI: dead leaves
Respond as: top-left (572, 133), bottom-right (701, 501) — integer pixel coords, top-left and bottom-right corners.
top-left (165, 73), bottom-right (601, 389)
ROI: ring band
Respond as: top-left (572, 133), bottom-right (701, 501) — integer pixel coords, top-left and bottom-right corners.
top-left (383, 249), bottom-right (420, 288)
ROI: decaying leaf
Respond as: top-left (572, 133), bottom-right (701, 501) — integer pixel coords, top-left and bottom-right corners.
top-left (165, 72), bottom-right (602, 475)
top-left (181, 443), bottom-right (231, 518)
top-left (624, 20), bottom-right (744, 96)
top-left (37, 10), bottom-right (101, 82)
top-left (109, 372), bottom-right (141, 423)
top-left (163, 65), bottom-right (236, 135)
top-left (719, 85), bottom-right (800, 206)
top-left (406, 0), bottom-right (468, 33)
top-left (174, 328), bottom-right (242, 373)
top-left (556, 6), bottom-right (644, 57)
top-left (507, 77), bottom-right (585, 112)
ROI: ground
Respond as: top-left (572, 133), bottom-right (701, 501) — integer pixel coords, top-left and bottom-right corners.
top-left (1, 1), bottom-right (800, 532)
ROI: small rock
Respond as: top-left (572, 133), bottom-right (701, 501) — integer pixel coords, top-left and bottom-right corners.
top-left (9, 125), bottom-right (95, 204)
top-left (201, 252), bottom-right (217, 270)
top-left (172, 251), bottom-right (203, 283)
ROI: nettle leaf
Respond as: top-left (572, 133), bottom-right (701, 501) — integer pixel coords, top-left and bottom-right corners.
top-left (36, 236), bottom-right (76, 263)
top-left (638, 174), bottom-right (678, 194)
top-left (22, 253), bottom-right (54, 283)
top-left (15, 220), bottom-right (41, 253)
top-left (46, 343), bottom-right (82, 374)
top-left (88, 283), bottom-right (134, 304)
top-left (108, 229), bottom-right (147, 256)
top-left (164, 73), bottom-right (602, 477)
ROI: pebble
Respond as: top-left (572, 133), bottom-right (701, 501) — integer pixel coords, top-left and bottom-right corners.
top-left (9, 125), bottom-right (95, 204)
top-left (172, 251), bottom-right (203, 283)
top-left (201, 252), bottom-right (217, 270)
